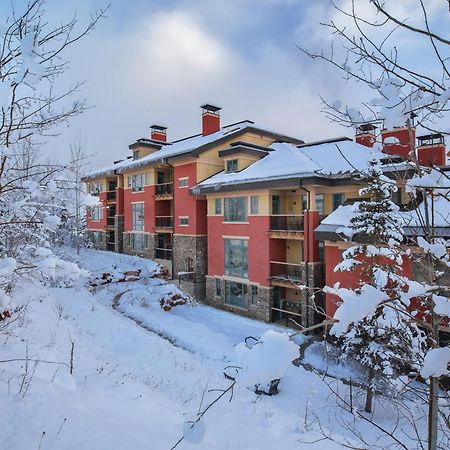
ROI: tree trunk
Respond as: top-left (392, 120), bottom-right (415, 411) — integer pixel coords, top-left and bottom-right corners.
top-left (365, 367), bottom-right (374, 413)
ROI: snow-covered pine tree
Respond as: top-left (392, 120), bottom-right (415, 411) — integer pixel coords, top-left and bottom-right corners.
top-left (327, 155), bottom-right (427, 413)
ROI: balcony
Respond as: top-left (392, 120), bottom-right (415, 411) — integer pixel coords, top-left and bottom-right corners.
top-left (155, 216), bottom-right (173, 232)
top-left (271, 299), bottom-right (303, 328)
top-left (155, 182), bottom-right (173, 199)
top-left (107, 216), bottom-right (115, 227)
top-left (106, 190), bottom-right (116, 201)
top-left (269, 261), bottom-right (304, 288)
top-left (155, 247), bottom-right (172, 260)
top-left (269, 214), bottom-right (304, 239)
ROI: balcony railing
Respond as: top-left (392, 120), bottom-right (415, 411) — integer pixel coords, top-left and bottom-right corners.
top-left (106, 190), bottom-right (116, 201)
top-left (155, 248), bottom-right (172, 260)
top-left (270, 261), bottom-right (304, 283)
top-left (107, 216), bottom-right (115, 227)
top-left (271, 299), bottom-right (303, 328)
top-left (155, 216), bottom-right (173, 228)
top-left (155, 182), bottom-right (173, 196)
top-left (270, 214), bottom-right (304, 232)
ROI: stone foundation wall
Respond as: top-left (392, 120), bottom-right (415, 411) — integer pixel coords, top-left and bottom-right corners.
top-left (205, 276), bottom-right (272, 322)
top-left (89, 230), bottom-right (107, 251)
top-left (173, 235), bottom-right (207, 301)
top-left (122, 232), bottom-right (156, 260)
top-left (115, 215), bottom-right (124, 253)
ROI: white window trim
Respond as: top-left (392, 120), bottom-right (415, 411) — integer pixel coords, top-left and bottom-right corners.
top-left (178, 177), bottom-right (189, 188)
top-left (179, 216), bottom-right (189, 227)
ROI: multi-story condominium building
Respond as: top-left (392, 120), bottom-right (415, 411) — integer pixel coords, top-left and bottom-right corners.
top-left (84, 106), bottom-right (449, 329)
top-left (83, 105), bottom-right (302, 301)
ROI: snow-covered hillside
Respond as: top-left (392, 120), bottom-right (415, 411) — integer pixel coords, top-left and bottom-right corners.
top-left (0, 249), bottom-right (427, 449)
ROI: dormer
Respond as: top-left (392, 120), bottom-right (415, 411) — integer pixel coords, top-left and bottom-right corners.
top-left (218, 141), bottom-right (269, 173)
top-left (128, 124), bottom-right (170, 160)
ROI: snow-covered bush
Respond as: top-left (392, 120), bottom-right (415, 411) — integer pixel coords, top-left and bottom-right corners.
top-left (229, 330), bottom-right (299, 395)
top-left (160, 291), bottom-right (192, 312)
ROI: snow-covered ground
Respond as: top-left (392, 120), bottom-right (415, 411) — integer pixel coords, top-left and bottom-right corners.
top-left (0, 248), bottom-right (425, 449)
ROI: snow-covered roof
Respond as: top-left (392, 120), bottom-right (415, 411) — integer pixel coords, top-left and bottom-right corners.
top-left (82, 158), bottom-right (133, 180)
top-left (195, 139), bottom-right (410, 192)
top-left (117, 121), bottom-right (255, 173)
top-left (317, 194), bottom-right (450, 238)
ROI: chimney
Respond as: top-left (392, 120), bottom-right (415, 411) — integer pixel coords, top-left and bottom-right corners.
top-left (201, 104), bottom-right (221, 136)
top-left (355, 123), bottom-right (377, 148)
top-left (381, 126), bottom-right (415, 160)
top-left (417, 134), bottom-right (446, 167)
top-left (150, 125), bottom-right (167, 142)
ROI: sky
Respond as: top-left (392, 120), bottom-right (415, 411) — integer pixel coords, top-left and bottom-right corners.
top-left (1, 0), bottom-right (448, 169)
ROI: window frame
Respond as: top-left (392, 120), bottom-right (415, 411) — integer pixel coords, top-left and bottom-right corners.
top-left (214, 198), bottom-right (222, 215)
top-left (226, 159), bottom-right (238, 173)
top-left (250, 196), bottom-right (259, 215)
top-left (132, 203), bottom-right (145, 231)
top-left (178, 177), bottom-right (189, 188)
top-left (224, 197), bottom-right (248, 222)
top-left (332, 193), bottom-right (345, 211)
top-left (224, 238), bottom-right (248, 278)
top-left (224, 281), bottom-right (246, 308)
top-left (179, 216), bottom-right (189, 227)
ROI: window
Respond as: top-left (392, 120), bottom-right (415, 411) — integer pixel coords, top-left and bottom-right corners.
top-left (250, 196), bottom-right (259, 214)
top-left (225, 281), bottom-right (246, 308)
top-left (133, 151), bottom-right (139, 160)
top-left (128, 173), bottom-right (146, 192)
top-left (130, 233), bottom-right (148, 252)
top-left (88, 181), bottom-right (101, 196)
top-left (226, 159), bottom-right (238, 173)
top-left (179, 216), bottom-right (189, 226)
top-left (332, 193), bottom-right (345, 211)
top-left (215, 198), bottom-right (222, 215)
top-left (132, 203), bottom-right (145, 231)
top-left (215, 278), bottom-right (222, 297)
top-left (224, 197), bottom-right (247, 222)
top-left (91, 231), bottom-right (103, 245)
top-left (315, 194), bottom-right (324, 216)
top-left (250, 285), bottom-right (258, 304)
top-left (179, 177), bottom-right (189, 188)
top-left (224, 239), bottom-right (248, 278)
top-left (302, 195), bottom-right (308, 212)
top-left (90, 206), bottom-right (103, 221)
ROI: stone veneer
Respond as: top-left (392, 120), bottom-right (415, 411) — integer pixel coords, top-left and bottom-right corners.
top-left (114, 215), bottom-right (124, 253)
top-left (122, 232), bottom-right (157, 259)
top-left (89, 230), bottom-right (108, 251)
top-left (173, 235), bottom-right (207, 301)
top-left (205, 276), bottom-right (272, 322)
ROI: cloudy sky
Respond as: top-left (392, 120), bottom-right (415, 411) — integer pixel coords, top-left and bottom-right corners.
top-left (2, 0), bottom-right (448, 168)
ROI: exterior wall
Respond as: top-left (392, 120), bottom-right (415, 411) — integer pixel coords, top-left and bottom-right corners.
top-left (173, 235), bottom-right (207, 300)
top-left (173, 163), bottom-right (206, 235)
top-left (122, 232), bottom-right (156, 259)
top-left (123, 185), bottom-right (156, 233)
top-left (86, 191), bottom-right (108, 232)
top-left (382, 127), bottom-right (416, 159)
top-left (417, 144), bottom-right (446, 167)
top-left (115, 215), bottom-right (124, 253)
top-left (205, 276), bottom-right (273, 322)
top-left (88, 230), bottom-right (108, 251)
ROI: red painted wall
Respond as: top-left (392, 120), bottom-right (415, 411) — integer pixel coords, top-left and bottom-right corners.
top-left (417, 145), bottom-right (446, 167)
top-left (86, 192), bottom-right (107, 231)
top-left (207, 215), bottom-right (285, 286)
top-left (356, 133), bottom-right (375, 148)
top-left (202, 113), bottom-right (220, 136)
top-left (382, 128), bottom-right (415, 159)
top-left (173, 163), bottom-right (207, 235)
top-left (123, 186), bottom-right (156, 233)
top-left (116, 187), bottom-right (124, 216)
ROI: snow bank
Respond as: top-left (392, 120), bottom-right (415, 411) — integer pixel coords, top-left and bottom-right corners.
top-left (233, 330), bottom-right (299, 390)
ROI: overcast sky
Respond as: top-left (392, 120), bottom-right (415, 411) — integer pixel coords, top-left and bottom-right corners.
top-left (2, 0), bottom-right (448, 169)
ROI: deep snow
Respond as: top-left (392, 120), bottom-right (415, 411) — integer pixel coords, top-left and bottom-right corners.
top-left (0, 248), bottom-right (428, 450)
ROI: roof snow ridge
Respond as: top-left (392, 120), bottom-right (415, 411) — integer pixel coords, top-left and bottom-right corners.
top-left (297, 136), bottom-right (352, 148)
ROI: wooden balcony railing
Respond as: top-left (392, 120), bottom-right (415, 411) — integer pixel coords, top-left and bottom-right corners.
top-left (155, 216), bottom-right (173, 228)
top-left (155, 182), bottom-right (173, 196)
top-left (270, 261), bottom-right (304, 283)
top-left (107, 216), bottom-right (115, 227)
top-left (106, 190), bottom-right (116, 201)
top-left (270, 214), bottom-right (304, 232)
top-left (155, 248), bottom-right (172, 260)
